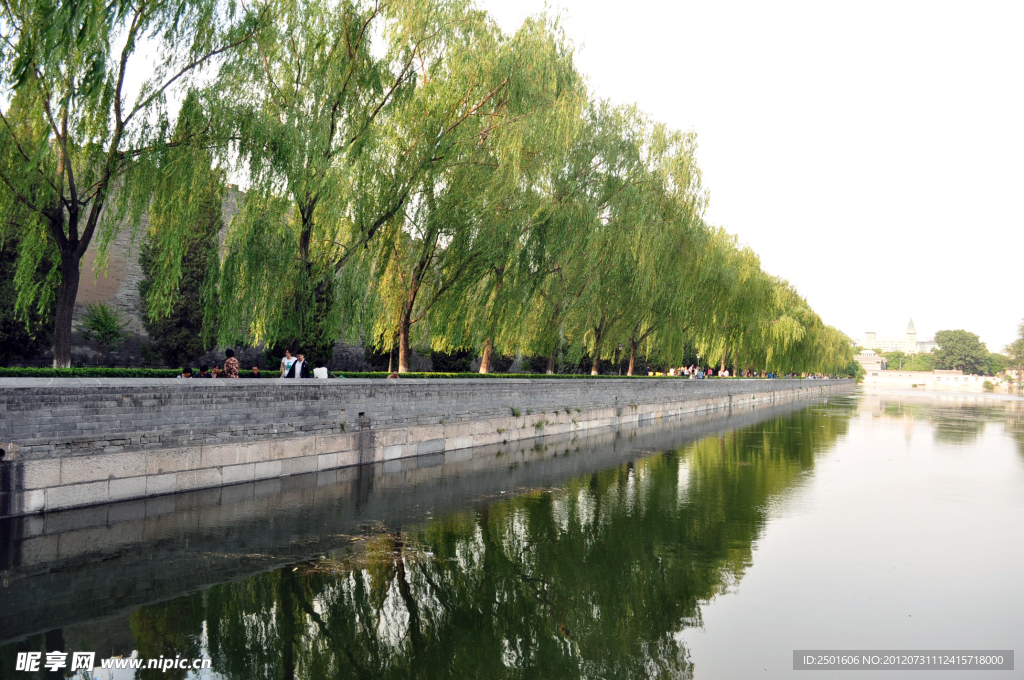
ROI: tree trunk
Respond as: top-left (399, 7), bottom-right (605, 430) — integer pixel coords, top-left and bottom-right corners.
top-left (398, 315), bottom-right (411, 373)
top-left (52, 248), bottom-right (81, 368)
top-left (590, 320), bottom-right (605, 376)
top-left (627, 340), bottom-right (637, 376)
top-left (546, 354), bottom-right (555, 374)
top-left (479, 338), bottom-right (493, 374)
top-left (720, 341), bottom-right (728, 374)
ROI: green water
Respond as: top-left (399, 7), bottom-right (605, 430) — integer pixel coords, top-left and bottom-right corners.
top-left (3, 392), bottom-right (1023, 679)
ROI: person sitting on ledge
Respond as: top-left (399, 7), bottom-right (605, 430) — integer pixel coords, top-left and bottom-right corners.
top-left (313, 359), bottom-right (329, 379)
top-left (197, 365), bottom-right (210, 378)
top-left (247, 366), bottom-right (260, 378)
top-left (387, 371), bottom-right (399, 379)
top-left (178, 367), bottom-right (193, 379)
top-left (211, 366), bottom-right (221, 378)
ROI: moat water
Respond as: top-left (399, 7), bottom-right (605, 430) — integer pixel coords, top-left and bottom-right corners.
top-left (2, 391), bottom-right (1022, 679)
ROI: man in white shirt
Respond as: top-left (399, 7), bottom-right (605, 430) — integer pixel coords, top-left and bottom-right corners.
top-left (313, 359), bottom-right (329, 379)
top-left (286, 352), bottom-right (309, 378)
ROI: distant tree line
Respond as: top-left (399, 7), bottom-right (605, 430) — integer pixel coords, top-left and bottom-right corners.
top-left (873, 326), bottom-right (1021, 378)
top-left (0, 0), bottom-right (854, 376)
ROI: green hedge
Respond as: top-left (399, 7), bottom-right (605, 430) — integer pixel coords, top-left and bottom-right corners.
top-left (0, 367), bottom-right (677, 379)
top-left (0, 366), bottom-right (824, 380)
top-left (331, 371), bottom-right (662, 379)
top-left (0, 367), bottom-right (183, 378)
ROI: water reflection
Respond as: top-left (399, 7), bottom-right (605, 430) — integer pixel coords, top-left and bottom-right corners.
top-left (1, 400), bottom-right (857, 679)
top-left (859, 392), bottom-right (1024, 449)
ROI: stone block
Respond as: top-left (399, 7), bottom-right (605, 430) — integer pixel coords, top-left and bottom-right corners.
top-left (19, 535), bottom-right (58, 564)
top-left (472, 433), bottom-right (501, 448)
top-left (317, 453), bottom-right (338, 470)
top-left (19, 459), bottom-right (61, 490)
top-left (337, 450), bottom-right (360, 468)
top-left (200, 443), bottom-right (246, 468)
top-left (21, 514), bottom-right (45, 538)
top-left (222, 463), bottom-right (255, 485)
top-left (176, 468), bottom-right (222, 492)
top-left (280, 455), bottom-right (317, 476)
top-left (442, 421), bottom-right (472, 438)
top-left (446, 436), bottom-right (473, 451)
top-left (146, 473), bottom-right (177, 496)
top-left (315, 433), bottom-right (354, 454)
top-left (382, 445), bottom-right (403, 461)
top-left (11, 489), bottom-right (45, 514)
top-left (109, 476), bottom-right (147, 502)
top-left (269, 436), bottom-right (316, 460)
top-left (254, 460), bottom-right (282, 478)
top-left (60, 451), bottom-right (147, 485)
top-left (417, 438), bottom-right (445, 455)
top-left (46, 480), bottom-right (109, 510)
top-left (381, 429), bottom-right (408, 446)
top-left (239, 441), bottom-right (272, 464)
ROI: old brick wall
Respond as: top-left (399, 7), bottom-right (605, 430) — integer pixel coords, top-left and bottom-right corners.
top-left (0, 377), bottom-right (854, 516)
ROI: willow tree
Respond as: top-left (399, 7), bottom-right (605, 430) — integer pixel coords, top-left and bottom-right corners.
top-left (550, 105), bottom-right (701, 375)
top-left (365, 14), bottom-right (582, 372)
top-left (217, 0), bottom-right (556, 360)
top-left (0, 0), bottom-right (261, 366)
top-left (138, 94), bottom-right (225, 367)
top-left (604, 122), bottom-right (712, 376)
top-left (492, 103), bottom-right (646, 375)
top-left (689, 230), bottom-right (773, 373)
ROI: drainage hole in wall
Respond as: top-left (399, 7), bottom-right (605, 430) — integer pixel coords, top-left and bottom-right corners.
top-left (0, 448), bottom-right (6, 460)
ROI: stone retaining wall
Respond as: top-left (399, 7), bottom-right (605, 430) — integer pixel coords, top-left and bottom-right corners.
top-left (0, 395), bottom-right (844, 644)
top-left (0, 378), bottom-right (853, 517)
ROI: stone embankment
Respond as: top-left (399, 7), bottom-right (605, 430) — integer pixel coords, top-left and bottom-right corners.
top-left (0, 377), bottom-right (853, 517)
top-left (0, 396), bottom-right (841, 644)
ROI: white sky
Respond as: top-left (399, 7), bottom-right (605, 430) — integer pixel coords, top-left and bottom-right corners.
top-left (481, 0), bottom-right (1024, 351)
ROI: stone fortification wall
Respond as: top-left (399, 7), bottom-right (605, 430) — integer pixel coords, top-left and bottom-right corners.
top-left (0, 378), bottom-right (853, 517)
top-left (0, 396), bottom-right (840, 644)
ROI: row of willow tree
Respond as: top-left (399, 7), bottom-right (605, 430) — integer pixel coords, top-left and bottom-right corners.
top-left (0, 0), bottom-right (854, 374)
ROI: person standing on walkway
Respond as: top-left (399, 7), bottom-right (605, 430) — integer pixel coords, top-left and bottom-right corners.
top-left (286, 351), bottom-right (310, 378)
top-left (280, 349), bottom-right (295, 378)
top-left (223, 348), bottom-right (240, 378)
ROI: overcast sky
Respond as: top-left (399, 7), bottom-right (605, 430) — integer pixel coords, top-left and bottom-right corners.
top-left (480, 0), bottom-right (1023, 351)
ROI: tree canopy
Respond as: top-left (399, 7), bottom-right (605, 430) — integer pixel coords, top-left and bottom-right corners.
top-left (934, 329), bottom-right (989, 375)
top-left (1, 0), bottom-right (854, 376)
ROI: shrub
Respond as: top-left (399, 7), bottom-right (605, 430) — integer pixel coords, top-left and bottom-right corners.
top-left (431, 348), bottom-right (473, 373)
top-left (75, 302), bottom-right (130, 365)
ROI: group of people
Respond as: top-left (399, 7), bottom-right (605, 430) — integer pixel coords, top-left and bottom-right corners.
top-left (659, 365), bottom-right (720, 378)
top-left (177, 348), bottom-right (332, 379)
top-left (277, 349), bottom-right (330, 378)
top-left (178, 349), bottom-right (243, 379)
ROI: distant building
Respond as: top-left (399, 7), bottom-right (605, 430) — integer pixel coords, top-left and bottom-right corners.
top-left (855, 350), bottom-right (887, 371)
top-left (861, 369), bottom-right (1009, 393)
top-left (861, 319), bottom-right (937, 354)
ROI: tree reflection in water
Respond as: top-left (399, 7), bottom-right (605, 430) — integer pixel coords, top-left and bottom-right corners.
top-left (91, 405), bottom-right (848, 680)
